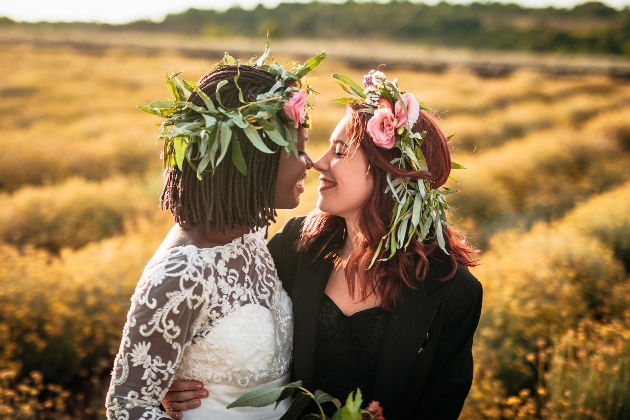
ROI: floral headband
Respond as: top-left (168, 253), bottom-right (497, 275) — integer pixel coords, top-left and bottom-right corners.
top-left (332, 70), bottom-right (463, 266)
top-left (139, 44), bottom-right (326, 178)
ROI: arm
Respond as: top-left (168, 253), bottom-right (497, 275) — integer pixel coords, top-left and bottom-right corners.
top-left (106, 250), bottom-right (211, 420)
top-left (412, 277), bottom-right (483, 419)
top-left (160, 218), bottom-right (306, 420)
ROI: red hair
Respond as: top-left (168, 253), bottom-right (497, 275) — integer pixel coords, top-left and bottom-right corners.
top-left (300, 105), bottom-right (478, 311)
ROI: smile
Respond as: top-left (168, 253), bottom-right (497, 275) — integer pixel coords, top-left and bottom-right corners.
top-left (318, 178), bottom-right (337, 192)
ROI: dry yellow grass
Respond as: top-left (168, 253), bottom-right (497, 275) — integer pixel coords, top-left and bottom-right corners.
top-left (2, 40), bottom-right (630, 418)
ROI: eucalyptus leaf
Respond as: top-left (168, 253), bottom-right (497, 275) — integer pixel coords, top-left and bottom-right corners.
top-left (243, 126), bottom-right (274, 153)
top-left (227, 387), bottom-right (283, 409)
top-left (216, 122), bottom-right (233, 166)
top-left (451, 161), bottom-right (466, 170)
top-left (215, 80), bottom-right (228, 108)
top-left (279, 392), bottom-right (311, 420)
top-left (234, 72), bottom-right (246, 104)
top-left (173, 137), bottom-right (187, 170)
top-left (331, 74), bottom-right (366, 98)
top-left (194, 87), bottom-right (216, 112)
top-left (256, 41), bottom-right (271, 67)
top-left (264, 128), bottom-right (289, 147)
top-left (231, 139), bottom-right (247, 175)
top-left (296, 51), bottom-right (327, 78)
top-left (330, 97), bottom-right (357, 105)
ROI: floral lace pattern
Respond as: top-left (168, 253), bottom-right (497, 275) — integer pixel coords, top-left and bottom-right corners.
top-left (106, 230), bottom-right (293, 420)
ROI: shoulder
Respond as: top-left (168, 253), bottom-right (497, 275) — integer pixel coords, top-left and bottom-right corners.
top-left (421, 261), bottom-right (482, 319)
top-left (268, 216), bottom-right (305, 259)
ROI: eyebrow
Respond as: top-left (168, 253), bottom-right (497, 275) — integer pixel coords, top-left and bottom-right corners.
top-left (333, 139), bottom-right (348, 146)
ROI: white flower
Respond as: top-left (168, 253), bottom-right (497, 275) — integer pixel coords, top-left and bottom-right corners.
top-left (364, 86), bottom-right (381, 107)
top-left (386, 78), bottom-right (399, 96)
top-left (372, 71), bottom-right (387, 88)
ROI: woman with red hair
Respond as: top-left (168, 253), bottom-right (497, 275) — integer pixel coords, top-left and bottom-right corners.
top-left (163, 70), bottom-right (482, 420)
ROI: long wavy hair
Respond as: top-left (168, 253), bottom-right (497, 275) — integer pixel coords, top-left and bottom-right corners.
top-left (300, 105), bottom-right (478, 310)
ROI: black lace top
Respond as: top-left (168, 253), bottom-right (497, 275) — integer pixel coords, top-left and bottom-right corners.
top-left (313, 294), bottom-right (389, 405)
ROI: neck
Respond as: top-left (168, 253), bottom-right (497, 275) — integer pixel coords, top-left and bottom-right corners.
top-left (342, 214), bottom-right (362, 252)
top-left (188, 224), bottom-right (251, 248)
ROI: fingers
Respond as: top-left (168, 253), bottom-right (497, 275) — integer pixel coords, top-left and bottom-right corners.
top-left (164, 406), bottom-right (182, 420)
top-left (165, 389), bottom-right (208, 403)
top-left (168, 380), bottom-right (204, 392)
top-left (162, 388), bottom-right (209, 417)
top-left (169, 398), bottom-right (203, 412)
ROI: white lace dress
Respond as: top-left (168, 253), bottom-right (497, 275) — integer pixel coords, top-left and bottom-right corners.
top-left (105, 230), bottom-right (293, 420)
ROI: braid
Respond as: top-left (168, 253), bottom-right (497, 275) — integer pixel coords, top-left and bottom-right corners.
top-left (159, 65), bottom-right (281, 232)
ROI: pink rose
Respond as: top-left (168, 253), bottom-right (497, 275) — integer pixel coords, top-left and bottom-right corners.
top-left (367, 108), bottom-right (396, 149)
top-left (395, 92), bottom-right (420, 129)
top-left (283, 91), bottom-right (307, 128)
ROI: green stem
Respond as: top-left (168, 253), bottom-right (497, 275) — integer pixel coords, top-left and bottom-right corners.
top-left (236, 96), bottom-right (283, 110)
top-left (297, 387), bottom-right (327, 419)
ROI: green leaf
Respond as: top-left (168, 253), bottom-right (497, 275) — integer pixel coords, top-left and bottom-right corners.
top-left (279, 392), bottom-right (311, 420)
top-left (330, 97), bottom-right (357, 105)
top-left (149, 100), bottom-right (173, 109)
top-left (275, 387), bottom-right (296, 409)
top-left (215, 80), bottom-right (228, 108)
top-left (451, 161), bottom-right (466, 170)
top-left (243, 126), bottom-right (274, 153)
top-left (194, 87), bottom-right (216, 112)
top-left (338, 390), bottom-right (363, 420)
top-left (216, 122), bottom-right (233, 166)
top-left (231, 139), bottom-right (247, 176)
top-left (447, 132), bottom-right (456, 140)
top-left (331, 74), bottom-right (366, 98)
top-left (315, 390), bottom-right (341, 408)
top-left (264, 127), bottom-right (289, 147)
top-left (202, 114), bottom-right (217, 128)
top-left (173, 137), bottom-right (187, 170)
top-left (223, 52), bottom-right (236, 65)
top-left (412, 190), bottom-right (423, 227)
top-left (227, 387), bottom-right (283, 409)
top-left (256, 41), bottom-right (271, 67)
top-left (296, 51), bottom-right (327, 78)
top-left (234, 71), bottom-right (246, 104)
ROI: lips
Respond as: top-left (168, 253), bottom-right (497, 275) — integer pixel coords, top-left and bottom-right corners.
top-left (318, 177), bottom-right (337, 192)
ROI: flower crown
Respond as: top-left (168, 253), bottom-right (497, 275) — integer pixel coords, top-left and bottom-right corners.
top-left (139, 44), bottom-right (326, 178)
top-left (332, 70), bottom-right (463, 267)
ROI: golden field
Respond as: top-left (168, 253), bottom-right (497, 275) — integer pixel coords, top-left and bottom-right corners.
top-left (1, 36), bottom-right (630, 419)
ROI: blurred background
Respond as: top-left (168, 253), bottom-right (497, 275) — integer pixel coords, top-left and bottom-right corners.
top-left (1, 0), bottom-right (630, 418)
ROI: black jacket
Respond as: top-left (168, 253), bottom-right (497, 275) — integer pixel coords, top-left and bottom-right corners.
top-left (268, 217), bottom-right (483, 420)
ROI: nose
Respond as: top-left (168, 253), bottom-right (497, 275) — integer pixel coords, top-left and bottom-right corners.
top-left (304, 152), bottom-right (314, 170)
top-left (313, 153), bottom-right (327, 174)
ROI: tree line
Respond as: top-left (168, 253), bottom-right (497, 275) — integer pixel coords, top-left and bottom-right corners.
top-left (2, 1), bottom-right (630, 56)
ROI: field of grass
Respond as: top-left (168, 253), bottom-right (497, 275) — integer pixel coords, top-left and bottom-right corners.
top-left (1, 34), bottom-right (630, 419)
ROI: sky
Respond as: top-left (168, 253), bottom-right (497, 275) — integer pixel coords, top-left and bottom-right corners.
top-left (0, 0), bottom-right (628, 24)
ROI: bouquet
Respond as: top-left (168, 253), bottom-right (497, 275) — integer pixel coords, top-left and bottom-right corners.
top-left (228, 381), bottom-right (384, 420)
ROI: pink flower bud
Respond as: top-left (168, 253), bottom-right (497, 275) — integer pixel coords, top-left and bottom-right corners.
top-left (394, 93), bottom-right (420, 129)
top-left (283, 91), bottom-right (307, 128)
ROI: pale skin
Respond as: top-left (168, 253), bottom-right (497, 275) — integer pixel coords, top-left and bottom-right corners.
top-left (162, 115), bottom-right (380, 418)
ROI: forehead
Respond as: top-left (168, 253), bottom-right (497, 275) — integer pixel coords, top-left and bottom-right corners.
top-left (330, 115), bottom-right (351, 144)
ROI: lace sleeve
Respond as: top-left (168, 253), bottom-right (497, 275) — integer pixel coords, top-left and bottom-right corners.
top-left (106, 247), bottom-right (214, 420)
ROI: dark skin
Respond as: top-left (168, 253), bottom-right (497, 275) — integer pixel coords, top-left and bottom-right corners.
top-left (157, 128), bottom-right (312, 251)
top-left (157, 128), bottom-right (312, 420)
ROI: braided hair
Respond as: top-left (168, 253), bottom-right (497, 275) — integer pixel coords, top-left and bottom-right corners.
top-left (160, 65), bottom-right (282, 232)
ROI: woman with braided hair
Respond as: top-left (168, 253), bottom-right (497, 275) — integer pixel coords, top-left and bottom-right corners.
top-left (164, 69), bottom-right (482, 420)
top-left (105, 51), bottom-right (324, 420)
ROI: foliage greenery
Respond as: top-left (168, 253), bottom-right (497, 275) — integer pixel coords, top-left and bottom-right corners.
top-left (4, 1), bottom-right (629, 56)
